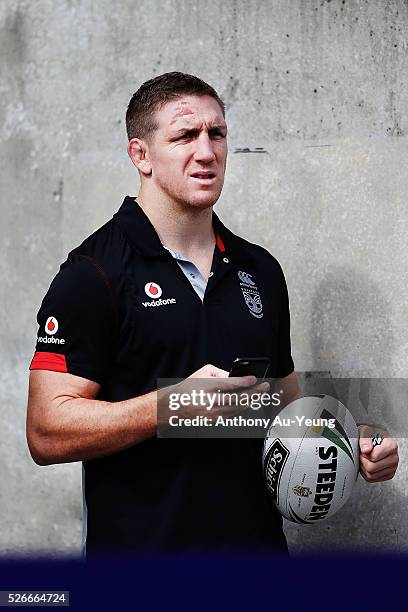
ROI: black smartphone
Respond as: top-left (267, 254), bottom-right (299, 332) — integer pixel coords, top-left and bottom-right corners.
top-left (228, 357), bottom-right (270, 379)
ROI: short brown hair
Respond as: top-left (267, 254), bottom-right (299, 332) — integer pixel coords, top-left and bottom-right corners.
top-left (126, 71), bottom-right (225, 142)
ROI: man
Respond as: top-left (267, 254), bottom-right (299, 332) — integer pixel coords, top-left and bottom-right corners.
top-left (27, 72), bottom-right (399, 555)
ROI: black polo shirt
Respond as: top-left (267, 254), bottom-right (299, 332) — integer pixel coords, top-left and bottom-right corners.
top-left (30, 196), bottom-right (294, 553)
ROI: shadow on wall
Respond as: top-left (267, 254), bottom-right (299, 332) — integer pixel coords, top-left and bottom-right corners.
top-left (285, 266), bottom-right (406, 552)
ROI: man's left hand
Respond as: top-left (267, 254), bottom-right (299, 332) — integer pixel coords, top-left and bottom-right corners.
top-left (358, 424), bottom-right (399, 482)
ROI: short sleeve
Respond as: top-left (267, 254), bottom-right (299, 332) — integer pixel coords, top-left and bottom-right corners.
top-left (29, 255), bottom-right (117, 384)
top-left (275, 264), bottom-right (295, 378)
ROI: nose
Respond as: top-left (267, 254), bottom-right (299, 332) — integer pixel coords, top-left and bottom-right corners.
top-left (193, 132), bottom-right (216, 163)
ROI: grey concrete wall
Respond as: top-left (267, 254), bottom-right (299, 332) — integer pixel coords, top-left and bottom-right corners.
top-left (1, 0), bottom-right (407, 555)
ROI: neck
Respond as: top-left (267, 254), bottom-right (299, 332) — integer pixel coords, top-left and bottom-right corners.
top-left (135, 190), bottom-right (215, 258)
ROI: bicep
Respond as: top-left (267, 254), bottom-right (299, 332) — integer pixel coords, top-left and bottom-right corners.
top-left (27, 370), bottom-right (101, 434)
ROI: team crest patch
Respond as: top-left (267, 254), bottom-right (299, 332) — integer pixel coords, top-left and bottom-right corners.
top-left (293, 485), bottom-right (312, 498)
top-left (238, 270), bottom-right (263, 318)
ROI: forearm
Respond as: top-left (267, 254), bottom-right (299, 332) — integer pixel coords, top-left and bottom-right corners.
top-left (275, 370), bottom-right (303, 409)
top-left (28, 391), bottom-right (157, 465)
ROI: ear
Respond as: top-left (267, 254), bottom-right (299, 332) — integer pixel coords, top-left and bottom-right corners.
top-left (127, 138), bottom-right (152, 176)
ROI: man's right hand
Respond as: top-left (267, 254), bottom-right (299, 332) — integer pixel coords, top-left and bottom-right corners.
top-left (158, 363), bottom-right (270, 424)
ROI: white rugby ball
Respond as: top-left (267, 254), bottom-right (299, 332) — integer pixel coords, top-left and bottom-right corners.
top-left (262, 395), bottom-right (359, 524)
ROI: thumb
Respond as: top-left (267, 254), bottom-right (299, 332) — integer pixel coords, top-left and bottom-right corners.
top-left (359, 437), bottom-right (372, 454)
top-left (358, 424), bottom-right (373, 454)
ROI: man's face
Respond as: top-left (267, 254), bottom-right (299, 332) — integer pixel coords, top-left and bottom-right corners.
top-left (147, 94), bottom-right (228, 209)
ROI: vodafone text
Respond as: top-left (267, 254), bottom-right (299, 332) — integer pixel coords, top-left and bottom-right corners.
top-left (38, 336), bottom-right (65, 345)
top-left (142, 298), bottom-right (176, 307)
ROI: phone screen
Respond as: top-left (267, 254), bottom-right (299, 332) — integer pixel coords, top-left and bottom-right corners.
top-left (229, 357), bottom-right (270, 379)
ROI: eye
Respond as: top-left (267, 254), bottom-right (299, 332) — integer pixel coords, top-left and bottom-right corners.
top-left (210, 130), bottom-right (226, 138)
top-left (173, 129), bottom-right (226, 141)
top-left (175, 131), bottom-right (195, 141)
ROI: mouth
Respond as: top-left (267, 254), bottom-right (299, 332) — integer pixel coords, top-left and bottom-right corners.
top-left (190, 171), bottom-right (217, 183)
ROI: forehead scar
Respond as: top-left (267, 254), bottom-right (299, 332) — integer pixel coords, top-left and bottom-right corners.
top-left (170, 102), bottom-right (194, 125)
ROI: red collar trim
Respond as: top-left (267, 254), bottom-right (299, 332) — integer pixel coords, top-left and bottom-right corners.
top-left (216, 233), bottom-right (226, 252)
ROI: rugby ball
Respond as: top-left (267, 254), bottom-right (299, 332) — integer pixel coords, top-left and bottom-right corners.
top-left (262, 395), bottom-right (359, 524)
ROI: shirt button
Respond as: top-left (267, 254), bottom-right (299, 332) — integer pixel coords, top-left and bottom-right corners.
top-left (223, 257), bottom-right (229, 264)
top-left (209, 271), bottom-right (214, 277)
top-left (190, 273), bottom-right (195, 278)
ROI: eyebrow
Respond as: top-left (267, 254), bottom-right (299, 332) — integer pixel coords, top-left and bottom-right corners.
top-left (172, 124), bottom-right (227, 135)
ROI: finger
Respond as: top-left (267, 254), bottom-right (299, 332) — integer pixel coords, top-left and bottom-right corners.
top-left (360, 453), bottom-right (399, 475)
top-left (368, 438), bottom-right (399, 462)
top-left (357, 425), bottom-right (396, 459)
top-left (188, 364), bottom-right (229, 378)
top-left (359, 437), bottom-right (373, 454)
top-left (205, 364), bottom-right (230, 378)
top-left (360, 465), bottom-right (396, 482)
top-left (232, 382), bottom-right (270, 401)
top-left (219, 375), bottom-right (257, 389)
top-left (181, 374), bottom-right (255, 395)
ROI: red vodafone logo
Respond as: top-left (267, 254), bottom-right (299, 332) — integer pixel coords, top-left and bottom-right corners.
top-left (144, 282), bottom-right (162, 299)
top-left (45, 316), bottom-right (59, 335)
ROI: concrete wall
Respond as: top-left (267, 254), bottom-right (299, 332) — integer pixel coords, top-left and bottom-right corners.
top-left (1, 0), bottom-right (407, 554)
